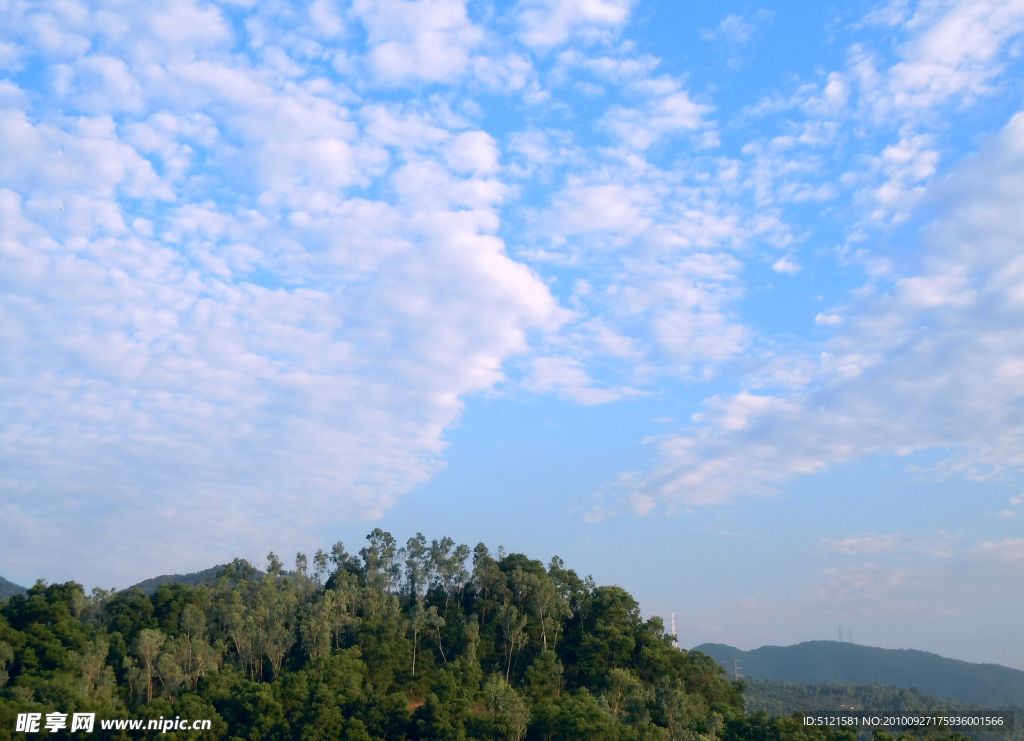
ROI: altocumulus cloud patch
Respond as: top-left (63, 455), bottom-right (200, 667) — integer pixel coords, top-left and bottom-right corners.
top-left (1, 0), bottom-right (1024, 592)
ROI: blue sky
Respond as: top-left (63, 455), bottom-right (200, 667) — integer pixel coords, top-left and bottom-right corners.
top-left (2, 0), bottom-right (1023, 669)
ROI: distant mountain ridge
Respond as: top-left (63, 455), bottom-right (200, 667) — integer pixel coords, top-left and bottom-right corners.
top-left (126, 564), bottom-right (229, 595)
top-left (694, 641), bottom-right (1024, 708)
top-left (0, 575), bottom-right (28, 601)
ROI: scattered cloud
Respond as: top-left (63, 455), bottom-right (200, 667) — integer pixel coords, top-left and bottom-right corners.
top-left (622, 109), bottom-right (1024, 508)
top-left (818, 531), bottom-right (958, 557)
top-left (0, 0), bottom-right (572, 584)
top-left (351, 0), bottom-right (484, 84)
top-left (819, 532), bottom-right (908, 555)
top-left (815, 312), bottom-right (845, 326)
top-left (601, 78), bottom-right (714, 150)
top-left (979, 538), bottom-right (1024, 560)
top-left (525, 356), bottom-right (640, 404)
top-left (516, 0), bottom-right (634, 49)
top-left (870, 0), bottom-right (1024, 116)
top-left (771, 256), bottom-right (801, 274)
top-left (3, 0), bottom-right (1024, 602)
top-left (701, 10), bottom-right (774, 45)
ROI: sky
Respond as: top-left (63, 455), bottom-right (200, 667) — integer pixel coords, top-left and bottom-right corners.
top-left (1, 0), bottom-right (1023, 669)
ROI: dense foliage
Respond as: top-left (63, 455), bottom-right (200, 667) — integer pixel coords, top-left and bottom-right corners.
top-left (741, 681), bottom-right (1020, 741)
top-left (0, 532), bottom-right (977, 741)
top-left (743, 680), bottom-right (986, 716)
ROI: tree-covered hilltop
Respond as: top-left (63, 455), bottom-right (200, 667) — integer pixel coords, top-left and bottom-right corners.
top-left (0, 531), bottom-right (974, 741)
top-left (125, 566), bottom-right (233, 597)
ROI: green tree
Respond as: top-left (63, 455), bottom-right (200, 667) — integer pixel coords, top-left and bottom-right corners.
top-left (430, 537), bottom-right (471, 613)
top-left (497, 604), bottom-right (528, 682)
top-left (484, 674), bottom-right (529, 741)
top-left (133, 628), bottom-right (166, 701)
top-left (403, 532), bottom-right (431, 606)
top-left (0, 639), bottom-right (12, 688)
top-left (360, 529), bottom-right (401, 592)
top-left (524, 649), bottom-right (563, 701)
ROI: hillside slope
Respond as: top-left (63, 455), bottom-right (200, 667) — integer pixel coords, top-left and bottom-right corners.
top-left (126, 564), bottom-right (229, 594)
top-left (0, 575), bottom-right (28, 601)
top-left (695, 641), bottom-right (1024, 707)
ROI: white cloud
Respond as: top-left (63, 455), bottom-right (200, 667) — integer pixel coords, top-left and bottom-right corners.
top-left (516, 0), bottom-right (633, 49)
top-left (4, 0), bottom-right (1024, 605)
top-left (819, 532), bottom-right (908, 555)
top-left (980, 538), bottom-right (1024, 560)
top-left (869, 133), bottom-right (940, 216)
top-left (829, 0), bottom-right (1024, 131)
top-left (771, 256), bottom-right (801, 274)
top-left (734, 0), bottom-right (1024, 232)
top-left (883, 0), bottom-right (1024, 113)
top-left (525, 356), bottom-right (638, 404)
top-left (815, 312), bottom-right (845, 325)
top-left (700, 10), bottom-right (773, 45)
top-left (309, 0), bottom-right (346, 39)
top-left (0, 173), bottom-right (561, 582)
top-left (550, 49), bottom-right (660, 85)
top-left (818, 530), bottom-right (959, 557)
top-left (446, 130), bottom-right (500, 174)
top-left (472, 52), bottom-right (537, 92)
top-left (56, 55), bottom-right (147, 114)
top-left (523, 151), bottom-right (750, 381)
top-left (0, 2), bottom-right (575, 585)
top-left (624, 110), bottom-right (1024, 507)
top-left (602, 82), bottom-right (712, 150)
top-left (549, 181), bottom-right (653, 235)
top-left (351, 0), bottom-right (483, 83)
top-left (0, 107), bottom-right (172, 202)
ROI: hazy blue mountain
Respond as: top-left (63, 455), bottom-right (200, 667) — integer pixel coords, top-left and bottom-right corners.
top-left (694, 641), bottom-right (1024, 707)
top-left (0, 575), bottom-right (28, 601)
top-left (126, 564), bottom-right (229, 594)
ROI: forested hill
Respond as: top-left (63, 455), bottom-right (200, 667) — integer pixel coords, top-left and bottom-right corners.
top-left (695, 641), bottom-right (1024, 707)
top-left (0, 539), bottom-right (1003, 741)
top-left (2, 531), bottom-right (766, 741)
top-left (127, 565), bottom-right (233, 595)
top-left (0, 576), bottom-right (26, 602)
